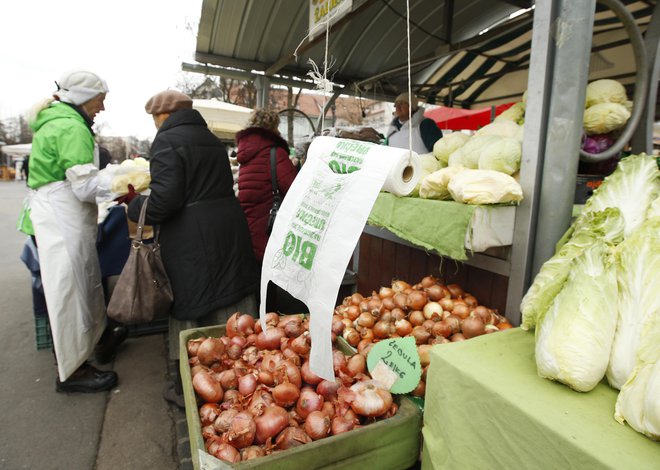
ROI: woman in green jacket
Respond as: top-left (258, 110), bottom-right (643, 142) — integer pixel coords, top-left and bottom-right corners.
top-left (28, 70), bottom-right (117, 393)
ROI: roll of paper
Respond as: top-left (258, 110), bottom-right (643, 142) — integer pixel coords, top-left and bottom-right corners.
top-left (380, 149), bottom-right (421, 196)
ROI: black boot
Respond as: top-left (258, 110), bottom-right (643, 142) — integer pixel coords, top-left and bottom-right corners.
top-left (94, 324), bottom-right (128, 364)
top-left (56, 363), bottom-right (118, 393)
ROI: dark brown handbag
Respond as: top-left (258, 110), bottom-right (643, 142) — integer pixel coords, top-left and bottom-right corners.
top-left (107, 198), bottom-right (173, 324)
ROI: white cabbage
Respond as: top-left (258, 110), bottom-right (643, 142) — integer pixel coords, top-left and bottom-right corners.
top-left (448, 135), bottom-right (499, 169)
top-left (521, 208), bottom-right (624, 331)
top-left (585, 79), bottom-right (628, 108)
top-left (433, 132), bottom-right (470, 166)
top-left (581, 153), bottom-right (660, 238)
top-left (410, 153), bottom-right (440, 197)
top-left (614, 311), bottom-right (660, 440)
top-left (607, 218), bottom-right (660, 390)
top-left (475, 120), bottom-right (522, 140)
top-left (447, 169), bottom-right (523, 205)
top-left (477, 137), bottom-right (521, 175)
top-left (418, 166), bottom-right (465, 200)
top-left (494, 102), bottom-right (525, 125)
top-left (535, 240), bottom-right (618, 392)
top-left (583, 102), bottom-right (631, 135)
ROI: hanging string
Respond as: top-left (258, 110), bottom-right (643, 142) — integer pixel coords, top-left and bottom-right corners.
top-left (406, 0), bottom-right (412, 164)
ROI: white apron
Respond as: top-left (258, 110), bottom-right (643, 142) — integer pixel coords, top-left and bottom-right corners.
top-left (387, 107), bottom-right (428, 154)
top-left (31, 180), bottom-right (106, 380)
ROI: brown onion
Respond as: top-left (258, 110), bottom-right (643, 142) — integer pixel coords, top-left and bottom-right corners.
top-left (301, 360), bottom-right (323, 385)
top-left (420, 275), bottom-right (438, 288)
top-left (238, 373), bottom-right (258, 396)
top-left (425, 284), bottom-right (446, 301)
top-left (473, 306), bottom-right (491, 324)
top-left (254, 405), bottom-right (289, 444)
top-left (393, 292), bottom-right (408, 309)
top-left (450, 333), bottom-right (466, 342)
top-left (373, 320), bottom-right (392, 339)
top-left (332, 315), bottom-right (345, 335)
top-left (390, 307), bottom-right (406, 322)
top-left (331, 416), bottom-right (355, 435)
top-left (240, 445), bottom-right (265, 461)
top-left (226, 343), bottom-right (242, 360)
top-left (350, 292), bottom-right (364, 305)
top-left (227, 411), bottom-right (256, 449)
top-left (356, 312), bottom-right (375, 329)
top-left (463, 294), bottom-right (478, 308)
top-left (222, 389), bottom-right (242, 408)
top-left (265, 312), bottom-right (280, 326)
top-left (367, 297), bottom-right (382, 314)
top-left (452, 303), bottom-right (470, 320)
top-left (422, 319), bottom-right (436, 332)
top-left (446, 284), bottom-right (464, 298)
top-left (417, 344), bottom-right (432, 367)
top-left (333, 350), bottom-right (347, 375)
top-left (392, 279), bottom-right (411, 293)
top-left (274, 360), bottom-right (302, 388)
top-left (197, 337), bottom-right (225, 366)
top-left (438, 298), bottom-right (454, 312)
top-left (432, 320), bottom-right (452, 338)
top-left (321, 401), bottom-right (335, 419)
top-left (193, 371), bottom-right (223, 403)
top-left (344, 305), bottom-right (360, 321)
top-left (382, 297), bottom-right (396, 310)
top-left (445, 315), bottom-right (461, 334)
top-left (406, 290), bottom-right (428, 310)
top-left (395, 318), bottom-right (413, 336)
top-left (256, 327), bottom-right (286, 350)
top-left (316, 379), bottom-right (340, 401)
top-left (213, 408), bottom-right (239, 433)
top-left (296, 387), bottom-right (324, 419)
top-left (461, 315), bottom-right (486, 339)
top-left (283, 317), bottom-right (304, 338)
top-left (357, 340), bottom-right (374, 357)
top-left (346, 354), bottom-right (367, 377)
top-left (275, 426), bottom-right (312, 450)
top-left (412, 326), bottom-right (431, 345)
top-left (187, 338), bottom-right (204, 357)
top-left (247, 387), bottom-right (274, 416)
top-left (349, 381), bottom-right (393, 417)
top-left (409, 310), bottom-right (425, 326)
top-left (342, 328), bottom-right (360, 347)
top-left (217, 369), bottom-right (238, 390)
top-left (226, 312), bottom-right (255, 338)
top-left (199, 403), bottom-right (222, 426)
top-left (379, 286), bottom-right (395, 298)
top-left (423, 301), bottom-right (443, 320)
top-left (360, 328), bottom-right (374, 342)
top-left (304, 410), bottom-right (331, 440)
top-left (207, 441), bottom-right (240, 463)
top-left (272, 382), bottom-right (301, 407)
top-left (412, 379), bottom-right (426, 397)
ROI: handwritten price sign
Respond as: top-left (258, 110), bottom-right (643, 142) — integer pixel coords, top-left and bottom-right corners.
top-left (366, 337), bottom-right (421, 394)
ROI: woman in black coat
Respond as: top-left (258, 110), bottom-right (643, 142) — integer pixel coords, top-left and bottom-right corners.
top-left (126, 91), bottom-right (259, 399)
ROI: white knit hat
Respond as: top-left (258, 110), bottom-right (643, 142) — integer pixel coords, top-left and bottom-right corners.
top-left (53, 70), bottom-right (109, 105)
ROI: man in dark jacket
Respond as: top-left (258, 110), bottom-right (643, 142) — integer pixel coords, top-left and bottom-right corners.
top-left (125, 90), bottom-right (259, 406)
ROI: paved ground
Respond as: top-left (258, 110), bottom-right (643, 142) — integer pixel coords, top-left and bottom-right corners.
top-left (0, 181), bottom-right (186, 470)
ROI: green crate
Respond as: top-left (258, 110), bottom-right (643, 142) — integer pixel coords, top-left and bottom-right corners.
top-left (35, 316), bottom-right (53, 350)
top-left (180, 324), bottom-right (422, 470)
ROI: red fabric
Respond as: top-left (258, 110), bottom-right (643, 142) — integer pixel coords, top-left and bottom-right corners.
top-left (236, 127), bottom-right (297, 261)
top-left (424, 103), bottom-right (515, 131)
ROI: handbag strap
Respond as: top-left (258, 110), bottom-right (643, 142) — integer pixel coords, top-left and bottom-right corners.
top-left (270, 146), bottom-right (281, 199)
top-left (135, 198), bottom-right (160, 244)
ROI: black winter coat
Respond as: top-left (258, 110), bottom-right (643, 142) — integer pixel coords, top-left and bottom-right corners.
top-left (128, 109), bottom-right (259, 320)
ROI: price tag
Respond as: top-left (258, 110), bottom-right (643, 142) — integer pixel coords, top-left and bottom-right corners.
top-left (366, 337), bottom-right (421, 394)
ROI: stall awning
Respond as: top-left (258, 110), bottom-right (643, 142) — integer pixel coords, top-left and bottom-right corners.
top-left (425, 103), bottom-right (514, 131)
top-left (192, 0), bottom-right (653, 108)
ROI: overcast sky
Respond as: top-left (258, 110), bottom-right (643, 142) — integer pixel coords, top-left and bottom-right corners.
top-left (0, 0), bottom-right (203, 139)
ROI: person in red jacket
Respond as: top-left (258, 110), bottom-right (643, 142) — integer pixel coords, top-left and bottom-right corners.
top-left (235, 108), bottom-right (298, 262)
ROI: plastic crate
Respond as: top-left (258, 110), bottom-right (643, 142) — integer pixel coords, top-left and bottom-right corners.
top-left (180, 324), bottom-right (422, 470)
top-left (35, 316), bottom-right (53, 350)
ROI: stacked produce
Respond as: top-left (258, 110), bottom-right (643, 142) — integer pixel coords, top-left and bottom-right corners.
top-left (520, 153), bottom-right (660, 440)
top-left (97, 157), bottom-right (151, 198)
top-left (417, 106), bottom-right (525, 204)
top-left (333, 275), bottom-right (512, 396)
top-left (187, 312), bottom-right (398, 463)
top-left (582, 79), bottom-right (631, 146)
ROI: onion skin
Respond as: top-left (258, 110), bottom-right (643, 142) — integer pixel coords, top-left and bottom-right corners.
top-left (272, 382), bottom-right (301, 407)
top-left (254, 405), bottom-right (289, 444)
top-left (213, 408), bottom-right (239, 434)
top-left (406, 290), bottom-right (428, 310)
top-left (193, 371), bottom-right (223, 403)
top-left (197, 338), bottom-right (225, 366)
top-left (331, 416), bottom-right (355, 435)
top-left (349, 381), bottom-right (393, 417)
top-left (256, 327), bottom-right (286, 350)
top-left (275, 426), bottom-right (312, 450)
top-left (227, 411), bottom-right (256, 449)
top-left (187, 338), bottom-right (204, 357)
top-left (207, 442), bottom-right (240, 463)
top-left (199, 403), bottom-right (222, 426)
top-left (241, 445), bottom-right (266, 461)
top-left (461, 315), bottom-right (485, 339)
top-left (301, 360), bottom-right (323, 385)
top-left (304, 410), bottom-right (331, 440)
top-left (346, 353), bottom-right (367, 377)
top-left (296, 387), bottom-right (324, 419)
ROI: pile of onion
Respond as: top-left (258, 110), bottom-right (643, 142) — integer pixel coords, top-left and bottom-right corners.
top-left (334, 275), bottom-right (513, 396)
top-left (187, 312), bottom-right (397, 463)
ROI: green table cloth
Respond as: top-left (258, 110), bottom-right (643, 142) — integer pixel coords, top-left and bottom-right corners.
top-left (368, 193), bottom-right (476, 260)
top-left (422, 328), bottom-right (659, 469)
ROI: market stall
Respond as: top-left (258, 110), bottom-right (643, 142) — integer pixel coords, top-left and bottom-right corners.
top-left (178, 0), bottom-right (660, 467)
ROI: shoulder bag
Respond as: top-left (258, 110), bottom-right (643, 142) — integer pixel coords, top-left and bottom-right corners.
top-left (107, 198), bottom-right (173, 324)
top-left (266, 146), bottom-right (282, 235)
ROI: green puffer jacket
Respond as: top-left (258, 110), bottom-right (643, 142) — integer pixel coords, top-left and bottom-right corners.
top-left (28, 102), bottom-right (94, 189)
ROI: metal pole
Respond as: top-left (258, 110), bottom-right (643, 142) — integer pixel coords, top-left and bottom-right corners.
top-left (255, 76), bottom-right (271, 109)
top-left (631, 1), bottom-right (660, 154)
top-left (505, 0), bottom-right (596, 325)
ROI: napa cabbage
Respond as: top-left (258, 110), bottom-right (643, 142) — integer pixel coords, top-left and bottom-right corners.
top-left (410, 153), bottom-right (440, 197)
top-left (521, 208), bottom-right (624, 331)
top-left (535, 240), bottom-right (618, 392)
top-left (607, 218), bottom-right (660, 390)
top-left (585, 79), bottom-right (628, 108)
top-left (433, 132), bottom-right (470, 166)
top-left (447, 169), bottom-right (522, 205)
top-left (418, 166), bottom-right (465, 200)
top-left (477, 137), bottom-right (521, 175)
